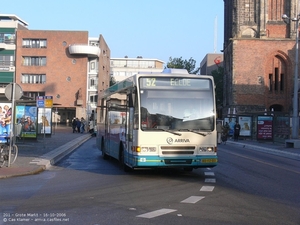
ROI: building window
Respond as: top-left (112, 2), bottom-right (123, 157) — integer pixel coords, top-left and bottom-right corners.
top-left (269, 74), bottom-right (272, 91)
top-left (274, 68), bottom-right (279, 91)
top-left (89, 94), bottom-right (98, 104)
top-left (23, 92), bottom-right (45, 100)
top-left (0, 54), bottom-right (14, 66)
top-left (21, 74), bottom-right (46, 84)
top-left (0, 33), bottom-right (15, 44)
top-left (22, 57), bottom-right (46, 66)
top-left (22, 39), bottom-right (47, 48)
top-left (280, 74), bottom-right (284, 91)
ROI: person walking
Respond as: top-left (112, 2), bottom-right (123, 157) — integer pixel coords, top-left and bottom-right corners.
top-left (216, 121), bottom-right (223, 144)
top-left (233, 121), bottom-right (241, 141)
top-left (76, 118), bottom-right (81, 133)
top-left (80, 117), bottom-right (86, 133)
top-left (72, 118), bottom-right (77, 133)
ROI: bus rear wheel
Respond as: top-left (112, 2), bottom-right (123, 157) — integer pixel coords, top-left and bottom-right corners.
top-left (101, 140), bottom-right (109, 160)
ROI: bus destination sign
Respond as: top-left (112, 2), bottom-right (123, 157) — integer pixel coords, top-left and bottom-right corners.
top-left (140, 77), bottom-right (210, 90)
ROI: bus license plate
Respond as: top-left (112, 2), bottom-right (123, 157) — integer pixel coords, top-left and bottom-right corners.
top-left (201, 159), bottom-right (217, 163)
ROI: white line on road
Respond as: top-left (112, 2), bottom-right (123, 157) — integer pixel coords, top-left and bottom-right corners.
top-left (204, 172), bottom-right (215, 176)
top-left (181, 196), bottom-right (205, 203)
top-left (205, 178), bottom-right (216, 183)
top-left (136, 208), bottom-right (177, 218)
top-left (200, 186), bottom-right (215, 192)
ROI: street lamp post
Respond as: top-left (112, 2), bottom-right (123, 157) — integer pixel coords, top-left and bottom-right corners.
top-left (282, 13), bottom-right (300, 139)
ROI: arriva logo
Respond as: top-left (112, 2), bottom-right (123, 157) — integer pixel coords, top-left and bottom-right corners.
top-left (166, 137), bottom-right (190, 145)
top-left (166, 137), bottom-right (173, 144)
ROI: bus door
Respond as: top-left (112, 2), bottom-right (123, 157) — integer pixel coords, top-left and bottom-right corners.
top-left (125, 93), bottom-right (135, 165)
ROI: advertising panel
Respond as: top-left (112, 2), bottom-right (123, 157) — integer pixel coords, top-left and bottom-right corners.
top-left (238, 116), bottom-right (252, 136)
top-left (257, 116), bottom-right (273, 140)
top-left (38, 108), bottom-right (52, 134)
top-left (223, 117), bottom-right (236, 136)
top-left (0, 103), bottom-right (12, 143)
top-left (15, 105), bottom-right (37, 138)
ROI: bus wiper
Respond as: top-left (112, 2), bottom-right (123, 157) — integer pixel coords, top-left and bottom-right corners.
top-left (156, 128), bottom-right (182, 136)
top-left (177, 129), bottom-right (206, 136)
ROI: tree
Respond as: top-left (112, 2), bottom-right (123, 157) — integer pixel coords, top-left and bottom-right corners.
top-left (166, 57), bottom-right (200, 74)
top-left (110, 76), bottom-right (116, 86)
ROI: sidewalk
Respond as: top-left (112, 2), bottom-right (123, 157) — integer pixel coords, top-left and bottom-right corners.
top-left (0, 125), bottom-right (92, 179)
top-left (224, 138), bottom-right (300, 160)
top-left (1, 129), bottom-right (300, 179)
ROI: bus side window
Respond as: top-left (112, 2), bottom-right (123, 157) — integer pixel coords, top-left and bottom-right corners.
top-left (132, 92), bottom-right (139, 130)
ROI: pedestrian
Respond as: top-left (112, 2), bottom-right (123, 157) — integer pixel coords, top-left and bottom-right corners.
top-left (72, 118), bottom-right (77, 133)
top-left (76, 118), bottom-right (81, 133)
top-left (233, 121), bottom-right (241, 141)
top-left (80, 117), bottom-right (86, 133)
top-left (223, 122), bottom-right (230, 136)
top-left (216, 121), bottom-right (222, 144)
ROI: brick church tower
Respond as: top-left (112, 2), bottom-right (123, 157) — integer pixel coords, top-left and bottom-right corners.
top-left (223, 0), bottom-right (299, 116)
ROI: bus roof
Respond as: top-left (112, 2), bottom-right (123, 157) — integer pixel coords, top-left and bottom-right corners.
top-left (162, 68), bottom-right (189, 74)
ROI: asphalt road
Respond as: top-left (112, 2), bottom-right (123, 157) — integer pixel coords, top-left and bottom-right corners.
top-left (0, 139), bottom-right (299, 225)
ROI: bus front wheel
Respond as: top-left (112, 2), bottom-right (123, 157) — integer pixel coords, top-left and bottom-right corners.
top-left (120, 148), bottom-right (131, 172)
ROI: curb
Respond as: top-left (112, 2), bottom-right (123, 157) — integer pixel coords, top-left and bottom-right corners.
top-left (226, 141), bottom-right (300, 160)
top-left (0, 166), bottom-right (45, 179)
top-left (30, 134), bottom-right (92, 169)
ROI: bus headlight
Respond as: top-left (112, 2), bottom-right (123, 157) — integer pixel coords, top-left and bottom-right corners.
top-left (199, 147), bottom-right (214, 152)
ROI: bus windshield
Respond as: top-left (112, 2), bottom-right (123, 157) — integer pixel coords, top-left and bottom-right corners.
top-left (139, 77), bottom-right (215, 131)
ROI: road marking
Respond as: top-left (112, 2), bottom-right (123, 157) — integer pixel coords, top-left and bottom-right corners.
top-left (181, 196), bottom-right (205, 203)
top-left (205, 178), bottom-right (216, 183)
top-left (204, 171), bottom-right (215, 176)
top-left (200, 186), bottom-right (215, 192)
top-left (136, 208), bottom-right (177, 218)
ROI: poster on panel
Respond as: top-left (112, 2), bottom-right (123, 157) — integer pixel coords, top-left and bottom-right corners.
top-left (15, 105), bottom-right (37, 138)
top-left (38, 108), bottom-right (52, 134)
top-left (223, 117), bottom-right (236, 136)
top-left (238, 116), bottom-right (252, 136)
top-left (0, 103), bottom-right (12, 143)
top-left (257, 115), bottom-right (273, 140)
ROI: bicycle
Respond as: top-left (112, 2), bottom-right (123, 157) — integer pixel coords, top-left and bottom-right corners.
top-left (0, 137), bottom-right (18, 168)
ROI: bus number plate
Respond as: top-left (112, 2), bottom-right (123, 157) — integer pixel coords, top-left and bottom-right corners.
top-left (201, 159), bottom-right (217, 163)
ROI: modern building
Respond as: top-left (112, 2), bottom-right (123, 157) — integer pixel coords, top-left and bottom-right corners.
top-left (200, 53), bottom-right (223, 75)
top-left (0, 14), bottom-right (110, 125)
top-left (223, 0), bottom-right (297, 115)
top-left (110, 57), bottom-right (164, 82)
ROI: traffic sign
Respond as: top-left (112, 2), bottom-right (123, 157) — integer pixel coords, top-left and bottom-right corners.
top-left (5, 83), bottom-right (23, 100)
top-left (36, 96), bottom-right (53, 108)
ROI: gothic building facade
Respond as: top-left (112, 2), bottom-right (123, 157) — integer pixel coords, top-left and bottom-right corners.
top-left (223, 0), bottom-right (299, 116)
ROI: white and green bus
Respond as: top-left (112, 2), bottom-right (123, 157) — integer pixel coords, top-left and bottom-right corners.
top-left (96, 69), bottom-right (218, 171)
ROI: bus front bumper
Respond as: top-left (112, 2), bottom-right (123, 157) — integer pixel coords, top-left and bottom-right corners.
top-left (130, 155), bottom-right (218, 168)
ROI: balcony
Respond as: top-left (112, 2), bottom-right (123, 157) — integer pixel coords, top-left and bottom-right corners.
top-left (68, 44), bottom-right (100, 57)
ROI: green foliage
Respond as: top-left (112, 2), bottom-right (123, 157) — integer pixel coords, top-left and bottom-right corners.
top-left (211, 66), bottom-right (224, 108)
top-left (110, 76), bottom-right (116, 86)
top-left (167, 57), bottom-right (200, 74)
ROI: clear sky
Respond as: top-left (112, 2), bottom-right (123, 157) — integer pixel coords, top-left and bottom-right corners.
top-left (1, 0), bottom-right (224, 66)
